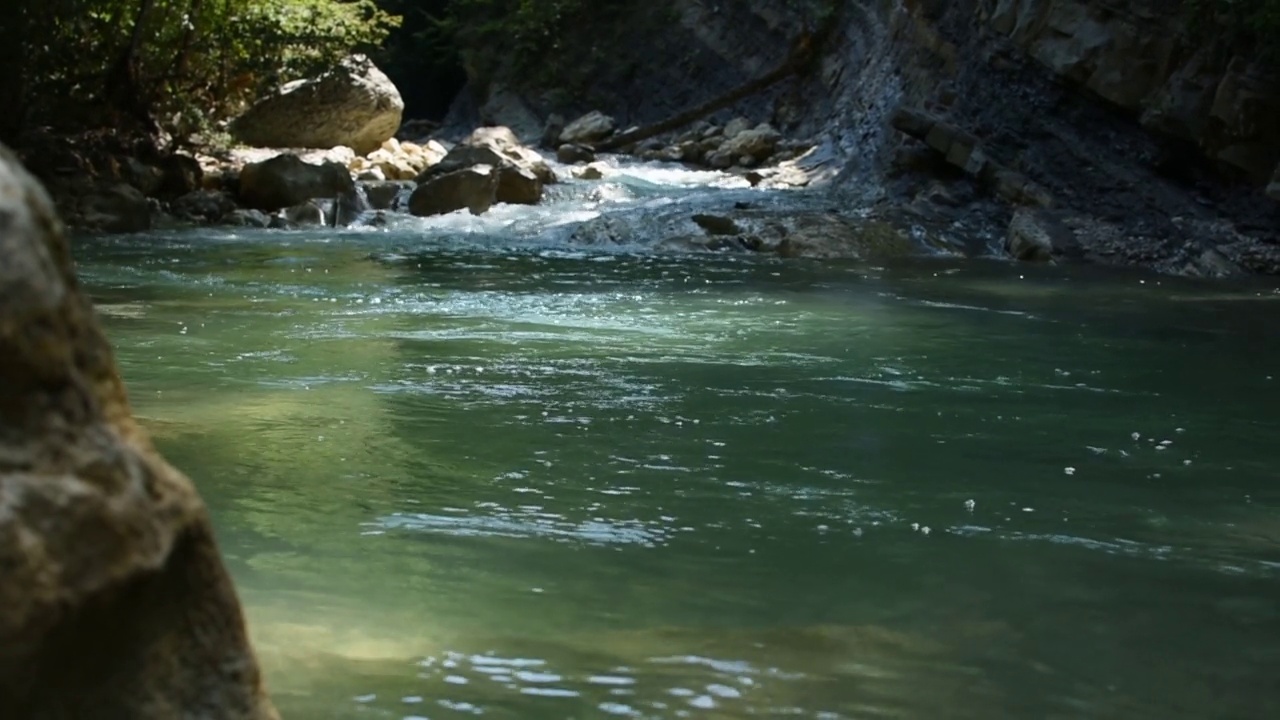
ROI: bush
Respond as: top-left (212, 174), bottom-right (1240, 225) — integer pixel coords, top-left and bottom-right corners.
top-left (0, 0), bottom-right (401, 145)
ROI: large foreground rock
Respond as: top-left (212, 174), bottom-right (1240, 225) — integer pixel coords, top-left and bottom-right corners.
top-left (0, 145), bottom-right (278, 718)
top-left (231, 55), bottom-right (404, 155)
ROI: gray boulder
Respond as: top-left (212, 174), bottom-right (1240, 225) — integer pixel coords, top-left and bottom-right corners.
top-left (719, 123), bottom-right (782, 164)
top-left (231, 55), bottom-right (403, 155)
top-left (559, 111), bottom-right (616, 145)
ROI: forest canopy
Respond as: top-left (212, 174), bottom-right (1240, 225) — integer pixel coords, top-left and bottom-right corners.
top-left (0, 0), bottom-right (400, 144)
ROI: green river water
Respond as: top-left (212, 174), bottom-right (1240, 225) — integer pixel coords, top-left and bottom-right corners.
top-left (73, 166), bottom-right (1280, 719)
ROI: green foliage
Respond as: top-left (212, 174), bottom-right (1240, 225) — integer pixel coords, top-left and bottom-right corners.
top-left (0, 0), bottom-right (401, 144)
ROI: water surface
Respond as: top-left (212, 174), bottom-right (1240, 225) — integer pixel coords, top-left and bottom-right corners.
top-left (76, 162), bottom-right (1280, 719)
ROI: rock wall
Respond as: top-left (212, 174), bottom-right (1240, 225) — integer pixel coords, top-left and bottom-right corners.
top-left (449, 0), bottom-right (1280, 273)
top-left (0, 144), bottom-right (279, 719)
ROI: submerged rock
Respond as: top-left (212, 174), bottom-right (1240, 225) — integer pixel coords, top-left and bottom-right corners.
top-left (0, 144), bottom-right (279, 718)
top-left (222, 208), bottom-right (272, 228)
top-left (692, 213), bottom-right (743, 236)
top-left (231, 55), bottom-right (403, 155)
top-left (776, 216), bottom-right (918, 260)
top-left (576, 163), bottom-right (606, 180)
top-left (557, 143), bottom-right (596, 164)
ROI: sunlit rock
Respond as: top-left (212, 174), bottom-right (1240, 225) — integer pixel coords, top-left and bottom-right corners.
top-left (496, 165), bottom-right (543, 205)
top-left (559, 110), bottom-right (617, 145)
top-left (0, 144), bottom-right (278, 718)
top-left (232, 55), bottom-right (404, 155)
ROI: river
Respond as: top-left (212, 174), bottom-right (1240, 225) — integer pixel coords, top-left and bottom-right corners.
top-left (74, 160), bottom-right (1280, 719)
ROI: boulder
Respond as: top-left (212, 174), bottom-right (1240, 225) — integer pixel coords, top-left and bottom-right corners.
top-left (692, 214), bottom-right (743, 236)
top-left (775, 216), bottom-right (916, 260)
top-left (120, 157), bottom-right (164, 196)
top-left (77, 182), bottom-right (152, 233)
top-left (231, 55), bottom-right (403, 155)
top-left (719, 123), bottom-right (782, 163)
top-left (172, 190), bottom-right (239, 223)
top-left (559, 110), bottom-right (616, 145)
top-left (238, 154), bottom-right (357, 212)
top-left (221, 208), bottom-right (272, 228)
top-left (723, 117), bottom-right (753, 139)
top-left (414, 127), bottom-right (552, 206)
top-left (462, 126), bottom-right (555, 185)
top-left (283, 201), bottom-right (327, 227)
top-left (557, 143), bottom-right (596, 164)
top-left (577, 163), bottom-right (606, 180)
top-left (417, 145), bottom-right (505, 181)
top-left (496, 166), bottom-right (543, 205)
top-left (0, 144), bottom-right (279, 719)
top-left (1006, 209), bottom-right (1076, 262)
top-left (409, 165), bottom-right (499, 217)
top-left (1006, 209), bottom-right (1055, 261)
top-left (366, 148), bottom-right (418, 180)
top-left (157, 153), bottom-right (204, 199)
top-left (361, 180), bottom-right (414, 211)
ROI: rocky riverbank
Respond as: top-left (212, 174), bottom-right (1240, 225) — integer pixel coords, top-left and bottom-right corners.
top-left (441, 0), bottom-right (1280, 277)
top-left (16, 0), bottom-right (1280, 278)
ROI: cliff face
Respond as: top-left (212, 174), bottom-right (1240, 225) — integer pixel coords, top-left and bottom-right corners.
top-left (450, 0), bottom-right (1280, 273)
